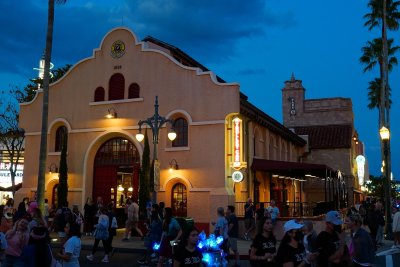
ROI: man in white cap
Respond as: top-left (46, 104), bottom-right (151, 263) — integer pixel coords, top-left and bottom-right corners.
top-left (316, 210), bottom-right (349, 267)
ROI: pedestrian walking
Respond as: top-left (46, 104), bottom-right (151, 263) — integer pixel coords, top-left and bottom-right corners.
top-left (57, 222), bottom-right (82, 267)
top-left (86, 207), bottom-right (110, 263)
top-left (366, 202), bottom-right (379, 249)
top-left (172, 226), bottom-right (202, 267)
top-left (393, 204), bottom-right (400, 248)
top-left (213, 207), bottom-right (229, 258)
top-left (122, 198), bottom-right (143, 240)
top-left (54, 201), bottom-right (72, 241)
top-left (137, 210), bottom-right (162, 265)
top-left (302, 220), bottom-right (317, 267)
top-left (3, 218), bottom-right (30, 267)
top-left (106, 203), bottom-right (118, 256)
top-left (20, 226), bottom-right (52, 267)
top-left (316, 210), bottom-right (350, 267)
top-left (71, 205), bottom-right (84, 230)
top-left (28, 207), bottom-right (47, 232)
top-left (255, 202), bottom-right (265, 234)
top-left (226, 205), bottom-right (240, 267)
top-left (250, 216), bottom-right (277, 266)
top-left (276, 219), bottom-right (305, 267)
top-left (83, 197), bottom-right (95, 236)
top-left (243, 198), bottom-right (255, 240)
top-left (345, 212), bottom-right (374, 267)
top-left (157, 207), bottom-right (182, 267)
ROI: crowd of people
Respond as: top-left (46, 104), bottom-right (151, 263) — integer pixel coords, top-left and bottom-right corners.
top-left (0, 194), bottom-right (399, 267)
top-left (0, 197), bottom-right (82, 267)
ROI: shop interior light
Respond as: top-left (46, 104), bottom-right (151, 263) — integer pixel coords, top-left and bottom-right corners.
top-left (117, 185), bottom-right (124, 191)
top-left (128, 187), bottom-right (133, 192)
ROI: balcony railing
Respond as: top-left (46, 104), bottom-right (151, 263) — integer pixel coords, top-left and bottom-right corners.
top-left (235, 201), bottom-right (317, 217)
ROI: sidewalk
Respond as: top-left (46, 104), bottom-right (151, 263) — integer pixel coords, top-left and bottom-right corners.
top-left (50, 229), bottom-right (396, 264)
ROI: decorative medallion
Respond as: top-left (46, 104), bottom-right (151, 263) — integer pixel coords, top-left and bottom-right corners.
top-left (110, 40), bottom-right (126, 59)
top-left (232, 171), bottom-right (244, 183)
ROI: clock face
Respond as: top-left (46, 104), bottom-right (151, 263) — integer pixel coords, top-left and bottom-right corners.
top-left (110, 40), bottom-right (125, 59)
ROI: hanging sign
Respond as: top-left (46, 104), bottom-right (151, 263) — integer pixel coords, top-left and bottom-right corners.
top-left (232, 171), bottom-right (244, 183)
top-left (233, 117), bottom-right (242, 169)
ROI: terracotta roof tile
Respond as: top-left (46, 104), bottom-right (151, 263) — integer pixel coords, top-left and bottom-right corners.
top-left (294, 124), bottom-right (353, 149)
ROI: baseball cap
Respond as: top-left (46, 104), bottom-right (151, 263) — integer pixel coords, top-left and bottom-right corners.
top-left (284, 219), bottom-right (303, 233)
top-left (325, 210), bottom-right (343, 225)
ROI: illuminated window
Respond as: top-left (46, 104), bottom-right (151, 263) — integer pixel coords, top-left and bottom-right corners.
top-left (55, 126), bottom-right (67, 152)
top-left (109, 73), bottom-right (125, 100)
top-left (94, 87), bottom-right (105, 102)
top-left (172, 183), bottom-right (187, 217)
top-left (128, 83), bottom-right (140, 99)
top-left (172, 118), bottom-right (188, 147)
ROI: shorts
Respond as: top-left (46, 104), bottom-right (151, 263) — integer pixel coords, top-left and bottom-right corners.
top-left (228, 237), bottom-right (238, 251)
top-left (125, 219), bottom-right (134, 229)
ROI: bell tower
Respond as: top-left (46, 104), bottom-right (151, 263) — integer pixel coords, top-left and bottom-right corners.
top-left (281, 73), bottom-right (306, 127)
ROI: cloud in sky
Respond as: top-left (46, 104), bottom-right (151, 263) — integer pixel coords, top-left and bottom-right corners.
top-left (0, 0), bottom-right (295, 76)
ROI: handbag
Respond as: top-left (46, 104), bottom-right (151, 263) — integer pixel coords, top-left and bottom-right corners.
top-left (49, 244), bottom-right (63, 267)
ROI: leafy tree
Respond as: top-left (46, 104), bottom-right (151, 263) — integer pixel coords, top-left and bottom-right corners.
top-left (365, 175), bottom-right (397, 199)
top-left (57, 132), bottom-right (68, 208)
top-left (364, 0), bottom-right (400, 31)
top-left (0, 92), bottom-right (24, 197)
top-left (139, 130), bottom-right (150, 219)
top-left (37, 0), bottom-right (67, 212)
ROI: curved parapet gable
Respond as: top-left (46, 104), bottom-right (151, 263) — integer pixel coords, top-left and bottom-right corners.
top-left (52, 27), bottom-right (238, 88)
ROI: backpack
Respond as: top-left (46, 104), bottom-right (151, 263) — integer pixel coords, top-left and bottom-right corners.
top-left (73, 212), bottom-right (83, 225)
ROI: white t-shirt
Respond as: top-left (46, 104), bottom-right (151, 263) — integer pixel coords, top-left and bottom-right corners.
top-left (63, 236), bottom-right (81, 267)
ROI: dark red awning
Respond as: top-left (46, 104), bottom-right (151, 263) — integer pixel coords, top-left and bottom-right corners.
top-left (251, 158), bottom-right (336, 178)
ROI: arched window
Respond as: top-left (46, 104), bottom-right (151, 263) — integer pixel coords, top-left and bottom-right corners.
top-left (172, 118), bottom-right (188, 147)
top-left (172, 183), bottom-right (187, 217)
top-left (55, 126), bottom-right (67, 152)
top-left (109, 73), bottom-right (125, 100)
top-left (128, 83), bottom-right (140, 99)
top-left (94, 87), bottom-right (105, 102)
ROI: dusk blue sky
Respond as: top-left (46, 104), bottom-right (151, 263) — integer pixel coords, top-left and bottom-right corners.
top-left (0, 0), bottom-right (398, 179)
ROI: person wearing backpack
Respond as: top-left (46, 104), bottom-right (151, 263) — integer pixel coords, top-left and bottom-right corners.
top-left (54, 202), bottom-right (72, 241)
top-left (71, 205), bottom-right (84, 230)
top-left (106, 203), bottom-right (118, 256)
top-left (86, 207), bottom-right (110, 263)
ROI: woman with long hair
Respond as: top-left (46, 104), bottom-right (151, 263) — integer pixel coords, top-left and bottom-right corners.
top-left (83, 197), bottom-right (95, 236)
top-left (173, 226), bottom-right (203, 267)
top-left (86, 207), bottom-right (110, 263)
top-left (28, 207), bottom-right (47, 232)
top-left (3, 218), bottom-right (30, 267)
top-left (276, 219), bottom-right (307, 267)
top-left (57, 223), bottom-right (82, 267)
top-left (250, 217), bottom-right (277, 266)
top-left (157, 207), bottom-right (182, 267)
top-left (138, 209), bottom-right (162, 265)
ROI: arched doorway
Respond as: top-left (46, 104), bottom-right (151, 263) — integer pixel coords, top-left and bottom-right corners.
top-left (93, 138), bottom-right (140, 208)
top-left (171, 183), bottom-right (187, 217)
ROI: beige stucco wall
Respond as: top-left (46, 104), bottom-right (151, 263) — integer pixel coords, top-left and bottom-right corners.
top-left (18, 27), bottom-right (240, 225)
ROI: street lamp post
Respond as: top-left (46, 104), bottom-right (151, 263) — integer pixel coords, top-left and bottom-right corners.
top-left (380, 126), bottom-right (392, 239)
top-left (135, 96), bottom-right (176, 203)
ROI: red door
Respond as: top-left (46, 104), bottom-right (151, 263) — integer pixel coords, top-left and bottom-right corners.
top-left (93, 166), bottom-right (117, 207)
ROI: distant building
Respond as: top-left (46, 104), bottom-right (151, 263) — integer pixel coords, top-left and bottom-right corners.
top-left (282, 74), bottom-right (369, 207)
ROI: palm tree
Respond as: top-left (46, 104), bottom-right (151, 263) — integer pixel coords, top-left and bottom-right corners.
top-left (37, 0), bottom-right (66, 212)
top-left (364, 0), bottom-right (400, 31)
top-left (360, 38), bottom-right (399, 118)
top-left (366, 78), bottom-right (392, 110)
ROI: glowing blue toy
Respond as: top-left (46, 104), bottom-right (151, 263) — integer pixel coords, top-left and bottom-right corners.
top-left (153, 242), bottom-right (160, 251)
